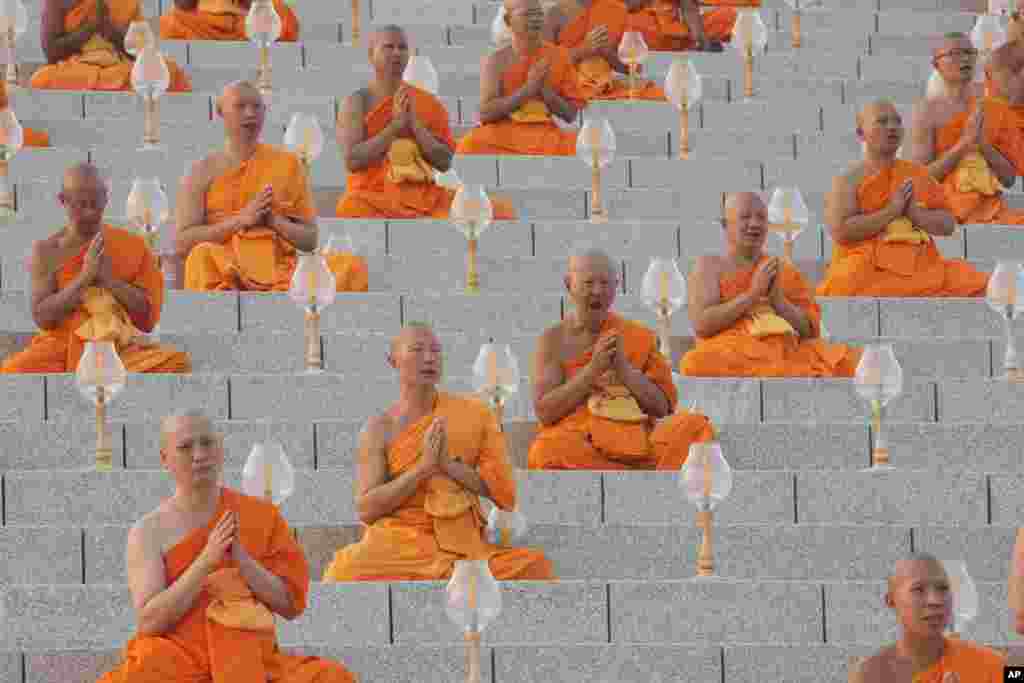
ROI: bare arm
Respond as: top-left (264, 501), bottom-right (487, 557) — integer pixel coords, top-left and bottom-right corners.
top-left (979, 138), bottom-right (1018, 189)
top-left (338, 92), bottom-right (405, 173)
top-left (680, 0), bottom-right (706, 45)
top-left (442, 458), bottom-right (491, 498)
top-left (409, 115), bottom-right (453, 172)
top-left (826, 172), bottom-right (901, 244)
top-left (687, 257), bottom-right (757, 339)
top-left (478, 52), bottom-right (533, 124)
top-left (41, 0), bottom-right (100, 64)
top-left (173, 0), bottom-right (199, 8)
top-left (905, 201), bottom-right (955, 236)
top-left (232, 543), bottom-right (299, 619)
top-left (532, 328), bottom-right (598, 426)
top-left (174, 160), bottom-right (246, 258)
top-left (355, 418), bottom-right (431, 525)
top-left (103, 278), bottom-right (152, 331)
top-left (269, 213), bottom-right (318, 253)
top-left (540, 83), bottom-right (578, 123)
top-left (29, 244), bottom-right (90, 331)
top-left (615, 355), bottom-right (670, 418)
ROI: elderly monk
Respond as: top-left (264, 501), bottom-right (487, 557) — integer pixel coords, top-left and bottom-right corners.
top-left (34, 0), bottom-right (191, 92)
top-left (456, 0), bottom-right (584, 156)
top-left (851, 553), bottom-right (1004, 683)
top-left (528, 249), bottom-right (715, 471)
top-left (336, 26), bottom-right (515, 219)
top-left (681, 193), bottom-right (862, 378)
top-left (818, 100), bottom-right (989, 297)
top-left (160, 0), bottom-right (300, 41)
top-left (179, 81), bottom-right (368, 292)
top-left (323, 323), bottom-right (555, 581)
top-left (1, 164), bottom-right (189, 374)
top-left (910, 33), bottom-right (1024, 225)
top-left (97, 412), bottom-right (355, 683)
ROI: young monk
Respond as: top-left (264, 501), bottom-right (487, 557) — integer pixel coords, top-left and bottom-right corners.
top-left (33, 0), bottom-right (191, 92)
top-left (336, 26), bottom-right (515, 219)
top-left (160, 0), bottom-right (300, 41)
top-left (681, 192), bottom-right (862, 378)
top-left (543, 0), bottom-right (665, 100)
top-left (456, 0), bottom-right (585, 156)
top-left (528, 249), bottom-right (715, 471)
top-left (1, 164), bottom-right (190, 374)
top-left (817, 100), bottom-right (989, 297)
top-left (322, 323), bottom-right (556, 581)
top-left (96, 412), bottom-right (355, 683)
top-left (852, 553), bottom-right (1004, 683)
top-left (910, 33), bottom-right (1024, 225)
top-left (178, 81), bottom-right (368, 292)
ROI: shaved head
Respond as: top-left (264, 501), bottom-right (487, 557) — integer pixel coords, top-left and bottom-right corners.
top-left (160, 410), bottom-right (214, 452)
top-left (568, 248), bottom-right (616, 279)
top-left (857, 99), bottom-right (900, 129)
top-left (390, 322), bottom-right (437, 356)
top-left (723, 191), bottom-right (764, 219)
top-left (62, 162), bottom-right (106, 193)
top-left (889, 552), bottom-right (947, 593)
top-left (369, 24), bottom-right (406, 46)
top-left (932, 31), bottom-right (970, 58)
top-left (218, 80), bottom-right (262, 108)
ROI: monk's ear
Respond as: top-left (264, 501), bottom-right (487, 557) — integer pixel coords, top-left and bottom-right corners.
top-left (563, 273), bottom-right (572, 293)
top-left (884, 590), bottom-right (896, 609)
top-left (387, 351), bottom-right (398, 369)
top-left (504, 10), bottom-right (511, 26)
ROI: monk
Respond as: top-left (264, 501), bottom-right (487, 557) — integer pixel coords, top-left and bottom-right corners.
top-left (34, 0), bottom-right (191, 92)
top-left (1, 164), bottom-right (190, 374)
top-left (97, 412), bottom-right (355, 683)
top-left (817, 100), bottom-right (989, 297)
top-left (0, 79), bottom-right (48, 147)
top-left (681, 192), bottom-right (862, 378)
top-left (322, 323), bottom-right (556, 581)
top-left (984, 10), bottom-right (1024, 100)
top-left (179, 81), bottom-right (368, 292)
top-left (528, 249), bottom-right (715, 471)
top-left (910, 33), bottom-right (1024, 225)
top-left (160, 0), bottom-right (300, 41)
top-left (456, 0), bottom-right (584, 156)
top-left (851, 553), bottom-right (1004, 683)
top-left (621, 0), bottom-right (747, 52)
top-left (336, 26), bottom-right (515, 219)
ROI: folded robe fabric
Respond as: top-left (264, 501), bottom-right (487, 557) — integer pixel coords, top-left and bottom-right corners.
top-left (160, 0), bottom-right (300, 41)
top-left (204, 568), bottom-right (275, 633)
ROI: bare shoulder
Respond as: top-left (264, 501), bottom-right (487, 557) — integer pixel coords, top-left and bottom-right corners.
top-left (536, 321), bottom-right (566, 354)
top-left (693, 254), bottom-right (724, 277)
top-left (128, 506), bottom-right (165, 551)
top-left (837, 161), bottom-right (866, 189)
top-left (182, 153), bottom-right (223, 193)
top-left (910, 96), bottom-right (938, 125)
top-left (361, 412), bottom-right (396, 450)
top-left (341, 88), bottom-right (369, 114)
top-left (486, 45), bottom-right (516, 72)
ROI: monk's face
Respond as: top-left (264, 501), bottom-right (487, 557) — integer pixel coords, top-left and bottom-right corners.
top-left (504, 0), bottom-right (545, 39)
top-left (885, 560), bottom-right (953, 640)
top-left (566, 257), bottom-right (618, 320)
top-left (161, 416), bottom-right (225, 491)
top-left (933, 36), bottom-right (977, 86)
top-left (218, 86), bottom-right (265, 142)
top-left (858, 104), bottom-right (903, 158)
top-left (725, 194), bottom-right (768, 255)
top-left (390, 327), bottom-right (443, 386)
top-left (59, 175), bottom-right (108, 236)
top-left (369, 30), bottom-right (409, 80)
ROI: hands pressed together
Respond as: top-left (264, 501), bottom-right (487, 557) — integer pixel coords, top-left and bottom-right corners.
top-left (392, 85), bottom-right (417, 131)
top-left (81, 232), bottom-right (114, 288)
top-left (749, 256), bottom-right (787, 310)
top-left (199, 510), bottom-right (243, 570)
top-left (419, 416), bottom-right (451, 478)
top-left (237, 185), bottom-right (275, 232)
top-left (525, 58), bottom-right (551, 98)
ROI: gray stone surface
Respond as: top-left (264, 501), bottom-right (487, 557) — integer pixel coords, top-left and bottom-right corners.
top-left (0, 527), bottom-right (81, 584)
top-left (5, 470), bottom-right (172, 525)
top-left (12, 148), bottom-right (89, 183)
top-left (167, 331), bottom-right (308, 374)
top-left (25, 650), bottom-right (121, 683)
top-left (387, 219), bottom-right (532, 259)
top-left (717, 422), bottom-right (870, 470)
top-left (277, 469), bottom-right (357, 525)
top-left (796, 470), bottom-right (987, 525)
top-left (819, 298), bottom-right (879, 338)
top-left (0, 652), bottom-right (20, 683)
top-left (228, 373), bottom-right (391, 421)
top-left (315, 420), bottom-right (372, 471)
top-left (2, 584), bottom-right (134, 650)
top-left (701, 100), bottom-right (821, 134)
top-left (603, 471), bottom-right (795, 525)
top-left (838, 338), bottom-right (991, 378)
top-left (239, 292), bottom-right (401, 334)
top-left (319, 218), bottom-right (386, 256)
top-left (610, 580), bottom-right (823, 643)
top-left (84, 525), bottom-right (128, 585)
top-left (158, 292), bottom-right (238, 334)
top-left (938, 379), bottom-right (1024, 422)
top-left (630, 158), bottom-right (762, 194)
top-left (186, 41), bottom-right (303, 69)
top-left (0, 376), bottom-right (44, 422)
top-left (295, 644), bottom-right (493, 683)
top-left (82, 92), bottom-right (211, 122)
top-left (494, 644), bottom-right (721, 683)
top-left (914, 526), bottom-right (1017, 582)
top-left (518, 472), bottom-right (602, 525)
top-left (369, 253), bottom-right (566, 293)
top-left (11, 91), bottom-right (83, 120)
top-left (723, 644), bottom-right (880, 683)
top-left (45, 373), bottom-right (228, 422)
top-left (762, 378), bottom-right (936, 423)
top-left (675, 378), bottom-right (761, 424)
top-left (276, 583), bottom-right (390, 646)
top-left (990, 474), bottom-right (1024, 526)
top-left (879, 298), bottom-right (1002, 338)
top-left (534, 219), bottom-right (678, 261)
top-left (0, 420), bottom-right (126, 470)
top-left (885, 423), bottom-right (1024, 472)
top-left (391, 580), bottom-right (607, 644)
top-left (600, 188), bottom-right (716, 222)
top-left (964, 224), bottom-right (1024, 260)
top-left (875, 9), bottom-right (976, 35)
top-left (500, 156), bottom-right (629, 190)
top-left (404, 293), bottom-right (561, 337)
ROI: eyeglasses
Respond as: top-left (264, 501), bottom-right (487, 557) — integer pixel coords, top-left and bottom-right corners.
top-left (937, 48), bottom-right (978, 60)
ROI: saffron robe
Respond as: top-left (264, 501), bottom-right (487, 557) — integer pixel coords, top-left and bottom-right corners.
top-left (335, 84), bottom-right (516, 219)
top-left (1, 226), bottom-right (190, 374)
top-left (555, 0), bottom-right (665, 100)
top-left (624, 0), bottom-right (746, 52)
top-left (910, 637), bottom-right (1004, 683)
top-left (31, 0), bottom-right (192, 92)
top-left (935, 98), bottom-right (1024, 224)
top-left (96, 487), bottom-right (356, 683)
top-left (184, 144), bottom-right (369, 292)
top-left (456, 42), bottom-right (584, 156)
top-left (817, 160), bottom-right (989, 297)
top-left (528, 313), bottom-right (716, 471)
top-left (322, 392), bottom-right (556, 581)
top-left (160, 0), bottom-right (300, 42)
top-left (681, 256), bottom-right (862, 377)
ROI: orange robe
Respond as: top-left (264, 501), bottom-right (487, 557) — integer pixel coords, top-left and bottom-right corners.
top-left (528, 313), bottom-right (715, 471)
top-left (323, 392), bottom-right (556, 581)
top-left (160, 0), bottom-right (300, 42)
top-left (681, 256), bottom-right (862, 377)
top-left (456, 42), bottom-right (584, 156)
top-left (626, 0), bottom-right (746, 51)
top-left (97, 488), bottom-right (355, 683)
top-left (1, 226), bottom-right (190, 374)
top-left (184, 144), bottom-right (369, 292)
top-left (31, 0), bottom-right (191, 92)
top-left (555, 0), bottom-right (665, 100)
top-left (817, 160), bottom-right (989, 297)
top-left (910, 637), bottom-right (1003, 683)
top-left (336, 84), bottom-right (516, 219)
top-left (935, 98), bottom-right (1024, 225)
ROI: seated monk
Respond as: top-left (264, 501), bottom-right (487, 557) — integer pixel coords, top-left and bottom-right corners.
top-left (543, 0), bottom-right (665, 100)
top-left (621, 0), bottom-right (747, 52)
top-left (528, 249), bottom-right (715, 471)
top-left (160, 0), bottom-right (299, 41)
top-left (456, 0), bottom-right (584, 156)
top-left (97, 412), bottom-right (355, 683)
top-left (179, 81), bottom-right (368, 292)
top-left (681, 192), bottom-right (862, 378)
top-left (336, 26), bottom-right (515, 219)
top-left (0, 79), bottom-right (48, 147)
top-left (322, 323), bottom-right (555, 581)
top-left (818, 100), bottom-right (989, 297)
top-left (987, 33), bottom-right (1024, 146)
top-left (1, 164), bottom-right (189, 374)
top-left (909, 33), bottom-right (1024, 225)
top-left (33, 0), bottom-right (191, 92)
top-left (850, 553), bottom-right (1004, 683)
top-left (984, 10), bottom-right (1024, 100)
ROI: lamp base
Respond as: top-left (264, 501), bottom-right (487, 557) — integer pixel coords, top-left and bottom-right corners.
top-left (590, 210), bottom-right (609, 224)
top-left (138, 143), bottom-right (167, 153)
top-left (96, 446), bottom-right (114, 471)
top-left (1004, 368), bottom-right (1024, 382)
